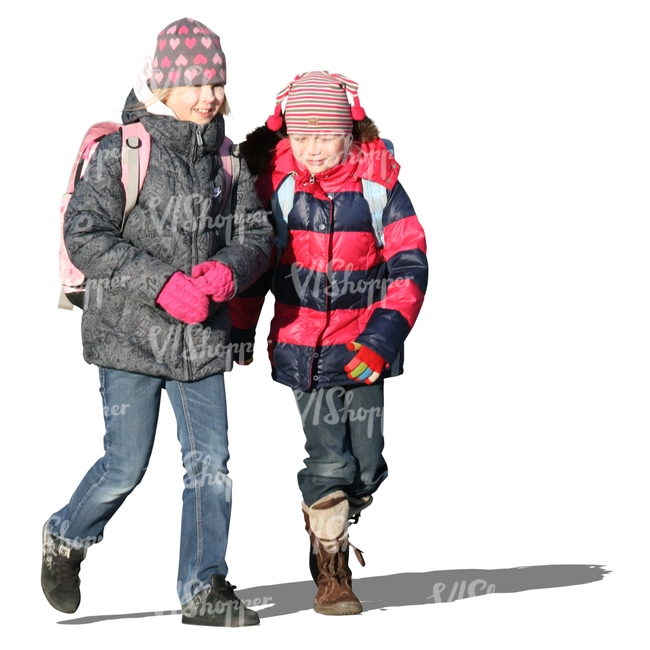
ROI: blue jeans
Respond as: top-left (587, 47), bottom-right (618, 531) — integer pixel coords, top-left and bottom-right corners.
top-left (293, 383), bottom-right (388, 506)
top-left (48, 367), bottom-right (231, 604)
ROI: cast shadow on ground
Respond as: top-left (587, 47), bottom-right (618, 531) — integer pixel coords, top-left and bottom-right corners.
top-left (58, 564), bottom-right (610, 624)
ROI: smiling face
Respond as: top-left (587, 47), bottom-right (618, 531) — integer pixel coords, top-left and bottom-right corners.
top-left (288, 133), bottom-right (352, 174)
top-left (163, 84), bottom-right (226, 124)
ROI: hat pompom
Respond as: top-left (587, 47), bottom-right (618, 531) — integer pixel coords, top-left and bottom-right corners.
top-left (351, 97), bottom-right (366, 121)
top-left (351, 105), bottom-right (366, 121)
top-left (266, 113), bottom-right (283, 131)
top-left (266, 102), bottom-right (284, 131)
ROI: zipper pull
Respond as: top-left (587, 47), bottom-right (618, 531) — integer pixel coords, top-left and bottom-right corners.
top-left (196, 128), bottom-right (204, 147)
top-left (309, 173), bottom-right (315, 184)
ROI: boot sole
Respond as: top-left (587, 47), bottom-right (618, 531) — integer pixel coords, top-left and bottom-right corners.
top-left (313, 600), bottom-right (363, 616)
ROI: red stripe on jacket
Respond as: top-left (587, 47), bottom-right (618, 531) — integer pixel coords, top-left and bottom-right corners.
top-left (376, 278), bottom-right (426, 328)
top-left (382, 215), bottom-right (427, 261)
top-left (281, 230), bottom-right (383, 271)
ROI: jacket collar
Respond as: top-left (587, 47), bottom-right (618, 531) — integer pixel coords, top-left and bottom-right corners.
top-left (138, 112), bottom-right (225, 161)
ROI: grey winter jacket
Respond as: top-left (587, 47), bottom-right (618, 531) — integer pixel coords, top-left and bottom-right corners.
top-left (64, 93), bottom-right (273, 381)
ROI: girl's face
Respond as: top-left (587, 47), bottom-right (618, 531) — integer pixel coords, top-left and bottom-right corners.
top-left (163, 84), bottom-right (225, 124)
top-left (289, 133), bottom-right (352, 174)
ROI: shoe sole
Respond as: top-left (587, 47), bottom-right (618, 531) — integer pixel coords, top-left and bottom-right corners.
top-left (313, 600), bottom-right (363, 616)
top-left (42, 587), bottom-right (80, 614)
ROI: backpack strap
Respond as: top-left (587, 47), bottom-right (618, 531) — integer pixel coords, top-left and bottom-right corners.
top-left (360, 139), bottom-right (394, 248)
top-left (361, 179), bottom-right (387, 248)
top-left (120, 122), bottom-right (150, 230)
top-left (219, 136), bottom-right (240, 215)
top-left (270, 173), bottom-right (295, 250)
top-left (268, 173), bottom-right (294, 291)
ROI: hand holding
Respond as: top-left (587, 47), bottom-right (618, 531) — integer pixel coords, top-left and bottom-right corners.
top-left (156, 271), bottom-right (210, 324)
top-left (192, 261), bottom-right (235, 303)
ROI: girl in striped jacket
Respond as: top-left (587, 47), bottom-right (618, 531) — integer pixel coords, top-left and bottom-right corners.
top-left (235, 71), bottom-right (428, 616)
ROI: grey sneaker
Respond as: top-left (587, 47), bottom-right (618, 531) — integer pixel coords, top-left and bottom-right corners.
top-left (181, 575), bottom-right (260, 627)
top-left (41, 522), bottom-right (86, 613)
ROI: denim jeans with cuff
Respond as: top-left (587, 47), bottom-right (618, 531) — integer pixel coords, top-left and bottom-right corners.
top-left (48, 367), bottom-right (231, 605)
top-left (293, 382), bottom-right (388, 507)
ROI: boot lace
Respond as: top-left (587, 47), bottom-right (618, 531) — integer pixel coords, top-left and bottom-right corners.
top-left (55, 550), bottom-right (82, 587)
top-left (210, 581), bottom-right (245, 608)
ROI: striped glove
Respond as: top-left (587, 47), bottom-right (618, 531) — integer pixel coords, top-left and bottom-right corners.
top-left (344, 342), bottom-right (386, 385)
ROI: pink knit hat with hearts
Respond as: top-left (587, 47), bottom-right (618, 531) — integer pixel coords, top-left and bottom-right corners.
top-left (150, 17), bottom-right (226, 90)
top-left (266, 71), bottom-right (366, 134)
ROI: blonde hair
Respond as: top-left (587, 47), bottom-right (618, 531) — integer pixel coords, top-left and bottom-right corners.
top-left (152, 86), bottom-right (230, 116)
top-left (130, 86), bottom-right (231, 116)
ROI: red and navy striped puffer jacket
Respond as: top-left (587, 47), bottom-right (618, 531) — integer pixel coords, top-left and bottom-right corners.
top-left (231, 133), bottom-right (428, 391)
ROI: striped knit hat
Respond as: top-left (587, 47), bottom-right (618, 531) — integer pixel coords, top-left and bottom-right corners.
top-left (266, 71), bottom-right (366, 134)
top-left (150, 17), bottom-right (226, 90)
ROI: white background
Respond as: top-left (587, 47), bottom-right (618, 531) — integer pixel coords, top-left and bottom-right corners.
top-left (1, 1), bottom-right (648, 648)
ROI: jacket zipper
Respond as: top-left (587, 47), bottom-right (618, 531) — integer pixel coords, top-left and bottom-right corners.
top-left (186, 125), bottom-right (205, 382)
top-left (189, 124), bottom-right (207, 269)
top-left (309, 185), bottom-right (334, 388)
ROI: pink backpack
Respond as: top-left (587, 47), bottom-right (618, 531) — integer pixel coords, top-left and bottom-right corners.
top-left (58, 122), bottom-right (235, 309)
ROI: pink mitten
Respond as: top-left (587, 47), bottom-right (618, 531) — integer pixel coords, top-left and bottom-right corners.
top-left (192, 261), bottom-right (235, 303)
top-left (156, 272), bottom-right (210, 324)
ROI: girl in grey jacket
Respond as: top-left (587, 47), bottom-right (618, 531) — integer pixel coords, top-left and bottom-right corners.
top-left (42, 18), bottom-right (272, 627)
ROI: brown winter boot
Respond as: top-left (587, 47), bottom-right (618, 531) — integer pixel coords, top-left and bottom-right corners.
top-left (302, 491), bottom-right (365, 616)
